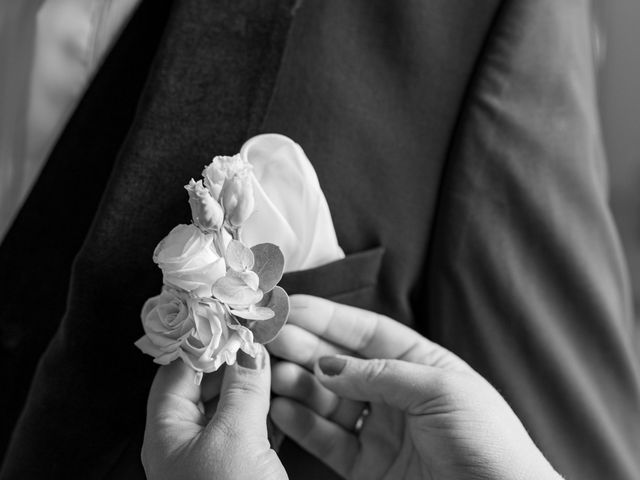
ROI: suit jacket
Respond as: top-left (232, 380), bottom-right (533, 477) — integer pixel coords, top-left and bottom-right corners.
top-left (1, 0), bottom-right (639, 478)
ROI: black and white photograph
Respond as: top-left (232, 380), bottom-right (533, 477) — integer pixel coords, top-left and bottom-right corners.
top-left (1, 1), bottom-right (639, 478)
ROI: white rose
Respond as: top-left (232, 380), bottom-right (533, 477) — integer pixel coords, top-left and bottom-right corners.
top-left (135, 292), bottom-right (259, 381)
top-left (134, 288), bottom-right (193, 365)
top-left (179, 299), bottom-right (259, 376)
top-left (153, 224), bottom-right (225, 297)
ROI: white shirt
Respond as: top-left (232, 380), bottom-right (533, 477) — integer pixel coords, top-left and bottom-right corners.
top-left (0, 0), bottom-right (141, 241)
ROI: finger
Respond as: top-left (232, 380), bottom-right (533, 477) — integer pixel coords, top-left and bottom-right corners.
top-left (268, 323), bottom-right (351, 370)
top-left (272, 361), bottom-right (367, 431)
top-left (290, 295), bottom-right (467, 369)
top-left (147, 360), bottom-right (203, 425)
top-left (212, 345), bottom-right (271, 438)
top-left (289, 295), bottom-right (423, 359)
top-left (143, 361), bottom-right (207, 472)
top-left (315, 355), bottom-right (451, 415)
top-left (270, 397), bottom-right (358, 478)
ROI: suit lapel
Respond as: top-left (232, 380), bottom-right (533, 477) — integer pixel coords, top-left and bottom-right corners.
top-left (1, 0), bottom-right (296, 477)
top-left (0, 0), bottom-right (173, 460)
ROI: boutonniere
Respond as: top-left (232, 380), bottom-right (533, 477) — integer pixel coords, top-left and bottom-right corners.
top-left (135, 151), bottom-right (289, 384)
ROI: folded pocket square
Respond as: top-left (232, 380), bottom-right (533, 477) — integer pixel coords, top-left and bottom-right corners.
top-left (241, 133), bottom-right (345, 272)
top-left (241, 134), bottom-right (386, 304)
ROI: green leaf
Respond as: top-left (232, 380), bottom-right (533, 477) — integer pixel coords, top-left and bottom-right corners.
top-left (251, 243), bottom-right (285, 293)
top-left (226, 239), bottom-right (254, 271)
top-left (248, 286), bottom-right (289, 343)
top-left (212, 275), bottom-right (263, 307)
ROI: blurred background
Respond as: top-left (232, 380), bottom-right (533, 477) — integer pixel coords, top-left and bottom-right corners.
top-left (595, 0), bottom-right (640, 312)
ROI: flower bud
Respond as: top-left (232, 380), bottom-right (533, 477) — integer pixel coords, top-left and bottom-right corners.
top-left (185, 179), bottom-right (224, 231)
top-left (202, 154), bottom-right (249, 200)
top-left (221, 174), bottom-right (255, 227)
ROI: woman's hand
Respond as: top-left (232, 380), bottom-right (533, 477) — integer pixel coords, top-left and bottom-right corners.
top-left (141, 346), bottom-right (287, 480)
top-left (268, 295), bottom-right (562, 480)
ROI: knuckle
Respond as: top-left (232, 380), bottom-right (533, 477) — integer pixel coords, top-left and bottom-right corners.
top-left (351, 310), bottom-right (381, 352)
top-left (269, 325), bottom-right (318, 368)
top-left (276, 362), bottom-right (313, 397)
top-left (308, 336), bottom-right (329, 367)
top-left (363, 358), bottom-right (388, 383)
top-left (421, 346), bottom-right (461, 370)
top-left (271, 361), bottom-right (295, 390)
top-left (293, 371), bottom-right (316, 399)
top-left (228, 379), bottom-right (265, 398)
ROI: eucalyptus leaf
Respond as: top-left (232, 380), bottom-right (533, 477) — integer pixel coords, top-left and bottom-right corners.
top-left (228, 269), bottom-right (260, 291)
top-left (226, 239), bottom-right (254, 271)
top-left (251, 243), bottom-right (285, 293)
top-left (231, 306), bottom-right (275, 321)
top-left (249, 286), bottom-right (289, 343)
top-left (212, 275), bottom-right (263, 307)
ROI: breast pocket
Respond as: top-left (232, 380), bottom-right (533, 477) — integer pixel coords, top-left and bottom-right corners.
top-left (279, 246), bottom-right (385, 309)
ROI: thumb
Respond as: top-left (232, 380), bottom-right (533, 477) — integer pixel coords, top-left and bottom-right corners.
top-left (315, 355), bottom-right (447, 414)
top-left (213, 345), bottom-right (271, 437)
top-left (147, 360), bottom-right (201, 425)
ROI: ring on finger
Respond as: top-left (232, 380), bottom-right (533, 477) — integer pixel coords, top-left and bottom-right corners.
top-left (353, 405), bottom-right (371, 435)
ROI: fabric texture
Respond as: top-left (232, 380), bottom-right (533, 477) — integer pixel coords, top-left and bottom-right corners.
top-left (1, 0), bottom-right (639, 479)
top-left (0, 0), bottom-right (140, 241)
top-left (0, 0), bottom-right (173, 463)
top-left (425, 2), bottom-right (640, 478)
top-left (1, 0), bottom-right (297, 477)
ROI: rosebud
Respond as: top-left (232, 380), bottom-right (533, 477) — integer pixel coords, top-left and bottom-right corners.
top-left (202, 154), bottom-right (249, 200)
top-left (221, 174), bottom-right (255, 227)
top-left (185, 179), bottom-right (224, 231)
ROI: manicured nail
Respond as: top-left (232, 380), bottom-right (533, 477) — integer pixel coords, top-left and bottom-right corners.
top-left (318, 356), bottom-right (346, 376)
top-left (237, 347), bottom-right (264, 370)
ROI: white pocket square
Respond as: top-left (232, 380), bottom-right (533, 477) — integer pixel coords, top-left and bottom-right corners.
top-left (240, 133), bottom-right (345, 272)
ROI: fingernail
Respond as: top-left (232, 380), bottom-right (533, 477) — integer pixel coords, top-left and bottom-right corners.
top-left (318, 356), bottom-right (346, 376)
top-left (237, 347), bottom-right (264, 370)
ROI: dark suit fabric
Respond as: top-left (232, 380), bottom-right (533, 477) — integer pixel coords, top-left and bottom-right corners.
top-left (0, 0), bottom-right (173, 462)
top-left (426, 3), bottom-right (640, 478)
top-left (2, 0), bottom-right (639, 479)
